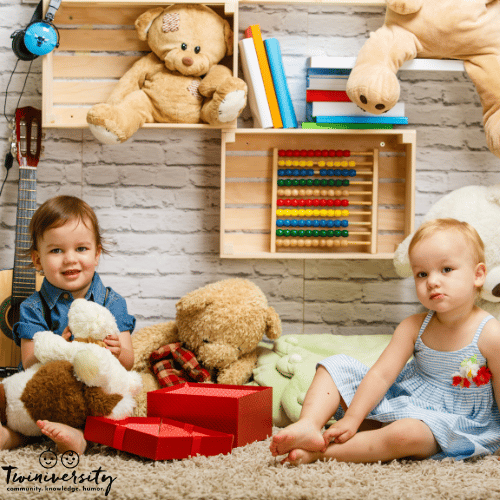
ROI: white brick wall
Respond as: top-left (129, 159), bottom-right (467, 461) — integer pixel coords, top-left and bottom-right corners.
top-left (1, 2), bottom-right (500, 336)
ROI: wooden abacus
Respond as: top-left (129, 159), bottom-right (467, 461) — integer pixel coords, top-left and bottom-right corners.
top-left (271, 148), bottom-right (379, 253)
top-left (221, 129), bottom-right (415, 259)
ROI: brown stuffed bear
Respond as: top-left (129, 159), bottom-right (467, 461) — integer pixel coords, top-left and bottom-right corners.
top-left (86, 4), bottom-right (247, 144)
top-left (131, 278), bottom-right (282, 416)
top-left (346, 0), bottom-right (500, 158)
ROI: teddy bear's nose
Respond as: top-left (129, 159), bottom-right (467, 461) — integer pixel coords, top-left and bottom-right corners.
top-left (182, 57), bottom-right (194, 67)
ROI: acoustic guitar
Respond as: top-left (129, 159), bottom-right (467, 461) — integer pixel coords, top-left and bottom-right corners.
top-left (0, 107), bottom-right (43, 377)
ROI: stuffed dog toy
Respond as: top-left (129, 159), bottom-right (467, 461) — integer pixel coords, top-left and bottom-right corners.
top-left (1, 299), bottom-right (142, 436)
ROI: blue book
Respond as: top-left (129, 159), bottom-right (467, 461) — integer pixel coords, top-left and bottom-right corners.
top-left (316, 115), bottom-right (409, 124)
top-left (264, 38), bottom-right (297, 129)
top-left (307, 68), bottom-right (351, 76)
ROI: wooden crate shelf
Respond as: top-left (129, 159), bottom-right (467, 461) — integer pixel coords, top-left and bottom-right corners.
top-left (220, 129), bottom-right (415, 259)
top-left (41, 0), bottom-right (238, 128)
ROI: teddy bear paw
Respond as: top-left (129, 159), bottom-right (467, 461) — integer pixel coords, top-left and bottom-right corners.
top-left (218, 89), bottom-right (247, 123)
top-left (387, 0), bottom-right (424, 15)
top-left (87, 104), bottom-right (127, 145)
top-left (73, 350), bottom-right (102, 387)
top-left (346, 65), bottom-right (400, 115)
top-left (484, 111), bottom-right (500, 159)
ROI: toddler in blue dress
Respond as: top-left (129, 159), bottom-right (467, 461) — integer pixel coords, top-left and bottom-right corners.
top-left (1, 195), bottom-right (135, 455)
top-left (271, 218), bottom-right (500, 464)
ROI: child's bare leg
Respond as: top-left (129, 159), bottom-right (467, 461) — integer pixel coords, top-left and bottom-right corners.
top-left (271, 365), bottom-right (343, 456)
top-left (283, 418), bottom-right (439, 465)
top-left (36, 421), bottom-right (87, 455)
top-left (0, 422), bottom-right (30, 450)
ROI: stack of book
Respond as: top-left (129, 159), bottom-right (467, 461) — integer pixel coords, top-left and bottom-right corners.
top-left (239, 25), bottom-right (297, 129)
top-left (303, 56), bottom-right (408, 130)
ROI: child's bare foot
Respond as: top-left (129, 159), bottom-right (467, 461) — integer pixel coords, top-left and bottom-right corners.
top-left (282, 448), bottom-right (322, 465)
top-left (270, 420), bottom-right (326, 457)
top-left (36, 420), bottom-right (86, 455)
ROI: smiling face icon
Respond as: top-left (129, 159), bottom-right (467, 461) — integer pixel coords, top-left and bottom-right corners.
top-left (39, 450), bottom-right (57, 469)
top-left (61, 450), bottom-right (80, 469)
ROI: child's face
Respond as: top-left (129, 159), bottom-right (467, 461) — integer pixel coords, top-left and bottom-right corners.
top-left (32, 217), bottom-right (101, 299)
top-left (409, 230), bottom-right (486, 314)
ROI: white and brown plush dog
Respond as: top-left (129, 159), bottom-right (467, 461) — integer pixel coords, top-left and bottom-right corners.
top-left (1, 299), bottom-right (142, 436)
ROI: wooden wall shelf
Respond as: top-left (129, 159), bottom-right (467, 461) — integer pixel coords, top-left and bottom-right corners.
top-left (220, 129), bottom-right (415, 259)
top-left (41, 0), bottom-right (238, 128)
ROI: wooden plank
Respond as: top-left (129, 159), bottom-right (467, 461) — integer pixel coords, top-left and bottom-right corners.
top-left (221, 233), bottom-right (271, 256)
top-left (53, 55), bottom-right (140, 78)
top-left (224, 208), bottom-right (270, 231)
top-left (55, 4), bottom-right (232, 25)
top-left (225, 182), bottom-right (271, 205)
top-left (57, 29), bottom-right (149, 52)
top-left (225, 155), bottom-right (272, 179)
top-left (378, 155), bottom-right (407, 179)
top-left (378, 208), bottom-right (406, 232)
top-left (53, 81), bottom-right (118, 104)
top-left (377, 233), bottom-right (406, 254)
top-left (224, 130), bottom-right (414, 154)
top-left (378, 182), bottom-right (406, 206)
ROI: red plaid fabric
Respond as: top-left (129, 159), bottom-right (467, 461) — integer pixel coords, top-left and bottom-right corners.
top-left (149, 342), bottom-right (211, 387)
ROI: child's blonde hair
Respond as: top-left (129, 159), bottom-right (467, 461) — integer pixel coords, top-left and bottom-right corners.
top-left (28, 195), bottom-right (109, 255)
top-left (409, 218), bottom-right (485, 265)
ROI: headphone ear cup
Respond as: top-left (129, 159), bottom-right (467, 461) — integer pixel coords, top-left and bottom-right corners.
top-left (24, 21), bottom-right (59, 56)
top-left (11, 29), bottom-right (38, 61)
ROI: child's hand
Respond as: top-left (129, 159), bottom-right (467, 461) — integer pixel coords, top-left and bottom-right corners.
top-left (104, 333), bottom-right (122, 359)
top-left (61, 326), bottom-right (72, 342)
top-left (322, 415), bottom-right (360, 446)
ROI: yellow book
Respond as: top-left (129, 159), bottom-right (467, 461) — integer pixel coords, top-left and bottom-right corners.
top-left (244, 25), bottom-right (283, 128)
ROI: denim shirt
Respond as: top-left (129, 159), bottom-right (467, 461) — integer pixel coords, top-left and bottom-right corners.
top-left (12, 272), bottom-right (136, 347)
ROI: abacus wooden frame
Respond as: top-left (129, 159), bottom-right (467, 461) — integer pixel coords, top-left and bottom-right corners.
top-left (220, 128), bottom-right (416, 259)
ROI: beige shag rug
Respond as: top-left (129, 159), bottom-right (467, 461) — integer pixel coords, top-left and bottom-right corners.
top-left (1, 428), bottom-right (499, 500)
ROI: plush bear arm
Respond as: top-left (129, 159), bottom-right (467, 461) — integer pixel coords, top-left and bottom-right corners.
top-left (216, 352), bottom-right (258, 385)
top-left (265, 307), bottom-right (282, 340)
top-left (131, 321), bottom-right (179, 373)
top-left (33, 331), bottom-right (78, 364)
top-left (106, 53), bottom-right (163, 104)
top-left (198, 65), bottom-right (234, 98)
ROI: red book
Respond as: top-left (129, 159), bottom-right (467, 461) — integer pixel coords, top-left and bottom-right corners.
top-left (306, 89), bottom-right (351, 102)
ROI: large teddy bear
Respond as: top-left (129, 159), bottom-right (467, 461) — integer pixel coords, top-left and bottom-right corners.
top-left (2, 299), bottom-right (142, 436)
top-left (131, 278), bottom-right (282, 416)
top-left (87, 4), bottom-right (247, 144)
top-left (393, 184), bottom-right (500, 318)
top-left (346, 0), bottom-right (500, 158)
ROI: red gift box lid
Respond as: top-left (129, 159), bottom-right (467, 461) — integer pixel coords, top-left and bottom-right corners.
top-left (84, 416), bottom-right (234, 461)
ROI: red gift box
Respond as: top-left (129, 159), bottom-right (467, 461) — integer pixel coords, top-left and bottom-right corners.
top-left (147, 383), bottom-right (272, 447)
top-left (84, 416), bottom-right (233, 460)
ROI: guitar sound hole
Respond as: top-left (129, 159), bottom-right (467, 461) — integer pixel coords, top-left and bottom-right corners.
top-left (0, 297), bottom-right (19, 340)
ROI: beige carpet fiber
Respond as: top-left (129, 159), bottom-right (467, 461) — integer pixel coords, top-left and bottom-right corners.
top-left (1, 429), bottom-right (499, 500)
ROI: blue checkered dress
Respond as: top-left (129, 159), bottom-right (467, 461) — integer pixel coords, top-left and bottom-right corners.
top-left (319, 311), bottom-right (500, 460)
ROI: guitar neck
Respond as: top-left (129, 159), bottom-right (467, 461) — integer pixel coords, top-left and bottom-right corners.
top-left (12, 165), bottom-right (37, 306)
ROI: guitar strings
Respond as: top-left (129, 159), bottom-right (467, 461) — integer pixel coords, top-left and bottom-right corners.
top-left (1, 60), bottom-right (33, 199)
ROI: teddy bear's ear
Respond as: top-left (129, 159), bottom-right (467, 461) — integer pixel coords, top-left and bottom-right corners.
top-left (222, 18), bottom-right (234, 56)
top-left (135, 7), bottom-right (164, 41)
top-left (176, 293), bottom-right (211, 316)
top-left (265, 307), bottom-right (282, 340)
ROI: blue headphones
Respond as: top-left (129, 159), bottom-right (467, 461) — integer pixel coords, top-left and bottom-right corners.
top-left (11, 0), bottom-right (61, 61)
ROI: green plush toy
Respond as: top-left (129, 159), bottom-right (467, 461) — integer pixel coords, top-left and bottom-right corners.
top-left (253, 334), bottom-right (393, 426)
